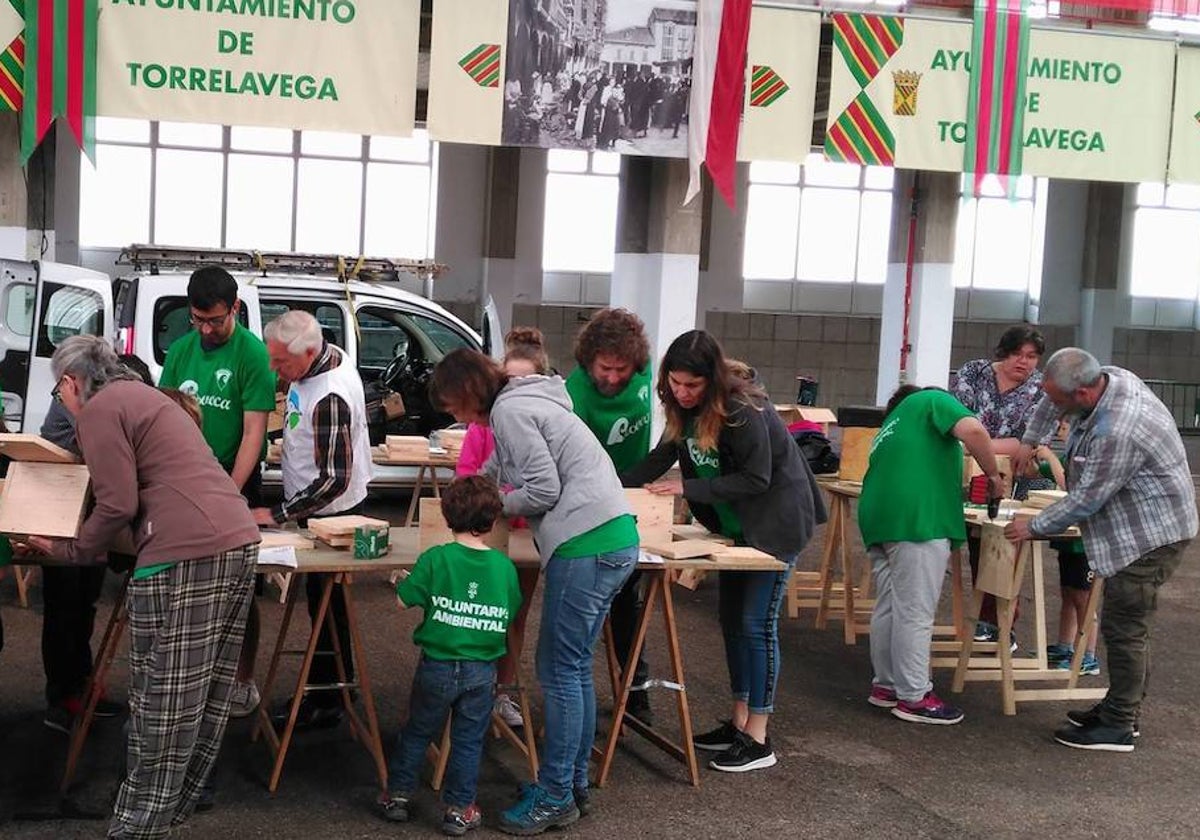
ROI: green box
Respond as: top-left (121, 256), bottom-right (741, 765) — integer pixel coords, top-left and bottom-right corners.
top-left (354, 525), bottom-right (390, 559)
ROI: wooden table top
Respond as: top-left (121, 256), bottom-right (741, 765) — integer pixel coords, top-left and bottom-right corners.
top-left (263, 527), bottom-right (786, 574)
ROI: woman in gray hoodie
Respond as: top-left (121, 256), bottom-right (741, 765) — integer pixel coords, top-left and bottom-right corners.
top-left (431, 349), bottom-right (636, 835)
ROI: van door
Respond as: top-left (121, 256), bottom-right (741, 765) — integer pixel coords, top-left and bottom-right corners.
top-left (23, 262), bottom-right (112, 435)
top-left (0, 259), bottom-right (38, 429)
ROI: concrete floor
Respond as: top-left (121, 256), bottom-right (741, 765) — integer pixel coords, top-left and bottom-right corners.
top-left (2, 488), bottom-right (1199, 839)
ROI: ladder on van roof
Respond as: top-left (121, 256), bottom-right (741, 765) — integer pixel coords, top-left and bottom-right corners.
top-left (117, 244), bottom-right (447, 285)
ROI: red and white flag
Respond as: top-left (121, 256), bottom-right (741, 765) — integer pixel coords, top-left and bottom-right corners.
top-left (685, 0), bottom-right (752, 208)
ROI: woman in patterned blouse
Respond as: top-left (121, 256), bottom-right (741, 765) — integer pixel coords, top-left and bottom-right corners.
top-left (952, 325), bottom-right (1046, 457)
top-left (953, 324), bottom-right (1047, 646)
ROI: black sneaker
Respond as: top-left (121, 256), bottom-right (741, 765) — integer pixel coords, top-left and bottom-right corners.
top-left (442, 803), bottom-right (482, 836)
top-left (693, 720), bottom-right (739, 752)
top-left (43, 704), bottom-right (75, 734)
top-left (572, 786), bottom-right (591, 818)
top-left (93, 698), bottom-right (125, 718)
top-left (1054, 723), bottom-right (1135, 753)
top-left (378, 791), bottom-right (412, 823)
top-left (1066, 703), bottom-right (1140, 738)
top-left (626, 691), bottom-right (654, 726)
top-left (709, 730), bottom-right (777, 773)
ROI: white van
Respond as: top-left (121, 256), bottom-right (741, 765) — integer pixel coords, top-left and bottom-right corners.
top-left (0, 258), bottom-right (114, 435)
top-left (1, 246), bottom-right (501, 487)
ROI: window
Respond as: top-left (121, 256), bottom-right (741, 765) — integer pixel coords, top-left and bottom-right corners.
top-left (260, 301), bottom-right (347, 350)
top-left (80, 119), bottom-right (438, 259)
top-left (152, 296), bottom-right (251, 364)
top-left (1130, 182), bottom-right (1200, 300)
top-left (3, 284), bottom-right (35, 338)
top-left (953, 174), bottom-right (1049, 292)
top-left (543, 150), bottom-right (620, 273)
top-left (743, 154), bottom-right (894, 284)
top-left (37, 284), bottom-right (103, 357)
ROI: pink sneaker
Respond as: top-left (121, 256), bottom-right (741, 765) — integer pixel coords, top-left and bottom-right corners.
top-left (868, 685), bottom-right (898, 708)
top-left (892, 691), bottom-right (964, 725)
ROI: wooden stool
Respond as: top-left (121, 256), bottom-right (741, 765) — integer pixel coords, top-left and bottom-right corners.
top-left (1, 564), bottom-right (37, 608)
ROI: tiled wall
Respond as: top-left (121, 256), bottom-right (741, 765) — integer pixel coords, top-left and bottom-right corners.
top-left (505, 305), bottom-right (1200, 412)
top-left (1112, 328), bottom-right (1200, 383)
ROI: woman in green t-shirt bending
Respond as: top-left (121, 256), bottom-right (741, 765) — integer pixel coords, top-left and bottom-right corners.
top-left (623, 330), bottom-right (825, 774)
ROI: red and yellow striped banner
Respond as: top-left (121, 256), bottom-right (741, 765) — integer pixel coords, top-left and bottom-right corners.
top-left (458, 43), bottom-right (500, 88)
top-left (831, 13), bottom-right (903, 90)
top-left (749, 65), bottom-right (787, 108)
top-left (0, 33), bottom-right (22, 111)
top-left (1, 0), bottom-right (23, 111)
top-left (825, 92), bottom-right (895, 166)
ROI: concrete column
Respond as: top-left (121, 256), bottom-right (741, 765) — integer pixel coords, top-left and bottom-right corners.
top-left (611, 156), bottom-right (702, 370)
top-left (480, 146), bottom-right (547, 335)
top-left (431, 144), bottom-right (487, 296)
top-left (876, 169), bottom-right (958, 404)
top-left (0, 113), bottom-right (27, 258)
top-left (1036, 179), bottom-right (1086, 330)
top-left (696, 162), bottom-right (748, 326)
top-left (1078, 181), bottom-right (1123, 364)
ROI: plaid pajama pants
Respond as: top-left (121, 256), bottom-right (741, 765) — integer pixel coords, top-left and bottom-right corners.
top-left (109, 543), bottom-right (258, 840)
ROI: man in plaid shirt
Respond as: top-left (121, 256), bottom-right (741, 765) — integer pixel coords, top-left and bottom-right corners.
top-left (1006, 347), bottom-right (1197, 753)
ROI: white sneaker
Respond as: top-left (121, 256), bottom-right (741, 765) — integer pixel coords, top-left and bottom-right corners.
top-left (494, 693), bottom-right (524, 728)
top-left (228, 681), bottom-right (261, 719)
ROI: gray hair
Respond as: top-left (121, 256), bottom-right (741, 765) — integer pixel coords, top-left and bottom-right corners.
top-left (263, 310), bottom-right (323, 355)
top-left (51, 336), bottom-right (142, 404)
top-left (1043, 347), bottom-right (1103, 392)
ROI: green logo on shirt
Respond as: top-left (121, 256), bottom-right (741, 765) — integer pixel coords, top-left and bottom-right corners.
top-left (214, 368), bottom-right (233, 391)
top-left (687, 438), bottom-right (720, 470)
top-left (606, 413), bottom-right (650, 447)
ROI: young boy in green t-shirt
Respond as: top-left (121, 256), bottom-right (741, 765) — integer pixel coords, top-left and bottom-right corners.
top-left (380, 475), bottom-right (522, 835)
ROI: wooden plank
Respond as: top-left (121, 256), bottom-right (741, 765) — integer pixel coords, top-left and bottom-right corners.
top-left (711, 545), bottom-right (776, 562)
top-left (0, 434), bottom-right (80, 464)
top-left (641, 539), bottom-right (725, 560)
top-left (669, 523), bottom-right (734, 545)
top-left (838, 427), bottom-right (877, 482)
top-left (417, 497), bottom-right (510, 553)
top-left (975, 523), bottom-right (1021, 599)
top-left (0, 462), bottom-right (91, 538)
top-left (308, 515), bottom-right (391, 538)
top-left (260, 530), bottom-right (316, 550)
top-left (625, 488), bottom-right (674, 547)
top-left (1026, 489), bottom-right (1067, 508)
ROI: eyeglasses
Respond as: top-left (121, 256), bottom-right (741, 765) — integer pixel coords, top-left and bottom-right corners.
top-left (189, 310), bottom-right (232, 329)
top-left (51, 375), bottom-right (69, 404)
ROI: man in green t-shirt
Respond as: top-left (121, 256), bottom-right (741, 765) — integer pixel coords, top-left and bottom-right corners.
top-left (858, 385), bottom-right (999, 727)
top-left (564, 307), bottom-right (654, 721)
top-left (159, 265), bottom-right (276, 718)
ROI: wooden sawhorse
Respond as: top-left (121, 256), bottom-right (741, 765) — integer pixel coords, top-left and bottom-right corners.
top-left (252, 553), bottom-right (405, 794)
top-left (787, 480), bottom-right (874, 644)
top-left (426, 680), bottom-right (539, 791)
top-left (60, 570), bottom-right (133, 792)
top-left (947, 522), bottom-right (1106, 714)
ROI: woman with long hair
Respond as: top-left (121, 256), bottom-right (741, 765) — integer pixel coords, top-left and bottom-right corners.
top-left (624, 330), bottom-right (825, 773)
top-left (431, 348), bottom-right (636, 834)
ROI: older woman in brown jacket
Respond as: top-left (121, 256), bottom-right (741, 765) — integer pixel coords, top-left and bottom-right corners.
top-left (29, 335), bottom-right (260, 840)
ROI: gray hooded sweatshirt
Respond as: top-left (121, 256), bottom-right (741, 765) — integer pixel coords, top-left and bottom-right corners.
top-left (488, 375), bottom-right (633, 565)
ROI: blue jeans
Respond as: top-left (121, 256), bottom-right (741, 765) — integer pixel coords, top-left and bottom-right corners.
top-left (535, 545), bottom-right (637, 799)
top-left (386, 657), bottom-right (496, 808)
top-left (718, 554), bottom-right (796, 714)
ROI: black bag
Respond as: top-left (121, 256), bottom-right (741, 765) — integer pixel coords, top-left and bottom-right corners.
top-left (793, 430), bottom-right (840, 475)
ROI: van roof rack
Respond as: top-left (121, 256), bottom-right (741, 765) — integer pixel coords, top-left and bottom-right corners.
top-left (117, 244), bottom-right (447, 283)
